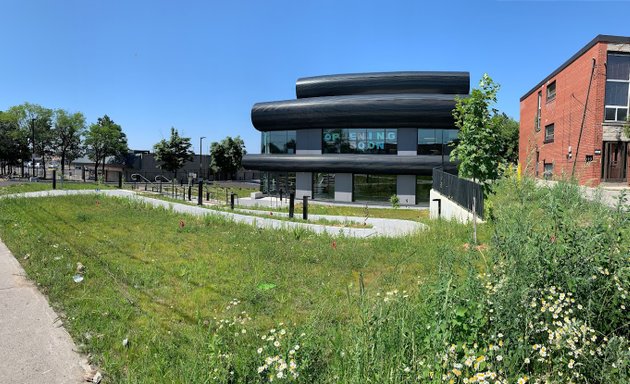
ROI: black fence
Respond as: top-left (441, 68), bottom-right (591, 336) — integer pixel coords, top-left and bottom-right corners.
top-left (432, 168), bottom-right (484, 219)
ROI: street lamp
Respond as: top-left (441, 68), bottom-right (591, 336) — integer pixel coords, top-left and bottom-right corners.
top-left (199, 136), bottom-right (206, 181)
top-left (31, 118), bottom-right (36, 179)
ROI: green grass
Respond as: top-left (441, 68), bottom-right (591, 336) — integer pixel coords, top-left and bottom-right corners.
top-left (0, 181), bottom-right (114, 196)
top-left (0, 194), bottom-right (488, 383)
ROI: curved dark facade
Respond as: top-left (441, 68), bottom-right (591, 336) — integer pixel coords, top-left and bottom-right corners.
top-left (242, 154), bottom-right (456, 175)
top-left (242, 71), bottom-right (469, 204)
top-left (251, 94), bottom-right (459, 131)
top-left (296, 71), bottom-right (469, 98)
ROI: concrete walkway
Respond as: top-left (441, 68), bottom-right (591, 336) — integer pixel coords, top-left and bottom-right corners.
top-left (0, 239), bottom-right (87, 384)
top-left (1, 190), bottom-right (426, 238)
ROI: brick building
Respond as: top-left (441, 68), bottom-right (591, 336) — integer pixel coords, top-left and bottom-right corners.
top-left (520, 35), bottom-right (630, 186)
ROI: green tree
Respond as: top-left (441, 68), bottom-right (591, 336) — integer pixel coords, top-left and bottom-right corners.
top-left (53, 109), bottom-right (86, 176)
top-left (492, 112), bottom-right (519, 165)
top-left (450, 74), bottom-right (503, 187)
top-left (0, 111), bottom-right (30, 176)
top-left (5, 103), bottom-right (54, 178)
top-left (153, 127), bottom-right (194, 179)
top-left (210, 136), bottom-right (246, 180)
top-left (84, 115), bottom-right (128, 179)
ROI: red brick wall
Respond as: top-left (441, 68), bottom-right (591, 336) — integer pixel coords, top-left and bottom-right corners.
top-left (520, 43), bottom-right (608, 186)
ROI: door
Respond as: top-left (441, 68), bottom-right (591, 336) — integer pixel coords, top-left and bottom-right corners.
top-left (603, 142), bottom-right (628, 182)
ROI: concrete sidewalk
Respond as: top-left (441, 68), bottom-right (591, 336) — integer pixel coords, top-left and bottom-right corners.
top-left (0, 239), bottom-right (87, 384)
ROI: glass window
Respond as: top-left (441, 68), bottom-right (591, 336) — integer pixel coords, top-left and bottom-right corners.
top-left (417, 129), bottom-right (459, 155)
top-left (546, 81), bottom-right (556, 102)
top-left (353, 174), bottom-right (396, 202)
top-left (417, 129), bottom-right (440, 155)
top-left (261, 172), bottom-right (295, 195)
top-left (544, 124), bottom-right (554, 143)
top-left (605, 53), bottom-right (630, 122)
top-left (261, 131), bottom-right (296, 154)
top-left (605, 82), bottom-right (629, 106)
top-left (607, 53), bottom-right (630, 80)
top-left (313, 173), bottom-right (335, 200)
top-left (416, 176), bottom-right (432, 204)
top-left (322, 129), bottom-right (396, 154)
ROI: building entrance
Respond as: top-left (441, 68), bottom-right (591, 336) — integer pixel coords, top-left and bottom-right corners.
top-left (602, 141), bottom-right (628, 182)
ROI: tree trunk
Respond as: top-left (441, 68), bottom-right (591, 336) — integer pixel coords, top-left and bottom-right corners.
top-left (41, 157), bottom-right (46, 179)
top-left (94, 162), bottom-right (99, 182)
top-left (61, 152), bottom-right (66, 176)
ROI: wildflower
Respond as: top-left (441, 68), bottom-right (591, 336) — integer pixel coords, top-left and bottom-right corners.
top-left (539, 346), bottom-right (547, 357)
top-left (452, 368), bottom-right (462, 377)
top-left (517, 377), bottom-right (529, 384)
top-left (568, 359), bottom-right (575, 369)
top-left (403, 366), bottom-right (411, 373)
top-left (257, 348), bottom-right (263, 354)
top-left (274, 341), bottom-right (280, 347)
top-left (496, 355), bottom-right (503, 361)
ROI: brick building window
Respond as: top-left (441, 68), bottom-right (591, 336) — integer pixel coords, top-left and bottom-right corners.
top-left (544, 123), bottom-right (555, 143)
top-left (605, 53), bottom-right (630, 122)
top-left (535, 91), bottom-right (542, 131)
top-left (546, 81), bottom-right (556, 102)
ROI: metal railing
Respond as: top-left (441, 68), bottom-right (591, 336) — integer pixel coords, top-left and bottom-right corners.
top-left (432, 168), bottom-right (484, 219)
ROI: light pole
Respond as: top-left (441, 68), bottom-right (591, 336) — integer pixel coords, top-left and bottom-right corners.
top-left (31, 118), bottom-right (36, 179)
top-left (199, 136), bottom-right (206, 181)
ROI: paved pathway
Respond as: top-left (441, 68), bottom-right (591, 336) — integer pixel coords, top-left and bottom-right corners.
top-left (0, 239), bottom-right (87, 384)
top-left (1, 190), bottom-right (426, 238)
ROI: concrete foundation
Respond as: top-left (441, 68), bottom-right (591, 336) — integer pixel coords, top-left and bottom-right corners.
top-left (429, 189), bottom-right (483, 223)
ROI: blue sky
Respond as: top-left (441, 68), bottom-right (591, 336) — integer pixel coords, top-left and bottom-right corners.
top-left (1, 0), bottom-right (627, 154)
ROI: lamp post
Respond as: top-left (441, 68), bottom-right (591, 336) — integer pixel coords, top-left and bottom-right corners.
top-left (199, 136), bottom-right (206, 181)
top-left (31, 118), bottom-right (36, 179)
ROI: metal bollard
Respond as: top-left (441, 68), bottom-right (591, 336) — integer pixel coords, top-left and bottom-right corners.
top-left (289, 192), bottom-right (295, 218)
top-left (159, 180), bottom-right (163, 194)
top-left (206, 190), bottom-right (209, 201)
top-left (118, 172), bottom-right (122, 188)
top-left (52, 170), bottom-right (57, 189)
top-left (188, 186), bottom-right (192, 201)
top-left (197, 181), bottom-right (203, 206)
top-left (302, 196), bottom-right (309, 220)
top-left (230, 193), bottom-right (235, 210)
top-left (279, 189), bottom-right (283, 202)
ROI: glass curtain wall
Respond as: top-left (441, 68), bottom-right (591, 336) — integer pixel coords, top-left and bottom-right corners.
top-left (416, 176), bottom-right (432, 204)
top-left (417, 129), bottom-right (459, 157)
top-left (313, 173), bottom-right (335, 200)
top-left (261, 172), bottom-right (295, 195)
top-left (261, 131), bottom-right (296, 154)
top-left (353, 174), bottom-right (396, 202)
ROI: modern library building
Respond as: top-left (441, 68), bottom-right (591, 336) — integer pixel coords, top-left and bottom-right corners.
top-left (242, 71), bottom-right (469, 205)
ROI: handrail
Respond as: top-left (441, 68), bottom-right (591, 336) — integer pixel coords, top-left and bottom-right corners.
top-left (155, 175), bottom-right (171, 183)
top-left (131, 174), bottom-right (153, 184)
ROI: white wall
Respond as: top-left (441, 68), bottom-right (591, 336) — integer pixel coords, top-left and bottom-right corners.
top-left (429, 189), bottom-right (484, 223)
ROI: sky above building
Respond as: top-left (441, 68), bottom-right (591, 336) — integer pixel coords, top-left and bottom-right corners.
top-left (1, 0), bottom-right (627, 154)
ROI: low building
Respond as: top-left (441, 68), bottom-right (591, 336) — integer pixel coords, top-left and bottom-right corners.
top-left (242, 71), bottom-right (469, 205)
top-left (520, 35), bottom-right (630, 186)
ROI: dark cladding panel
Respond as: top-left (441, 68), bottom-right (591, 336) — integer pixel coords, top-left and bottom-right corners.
top-left (296, 71), bottom-right (470, 98)
top-left (242, 154), bottom-right (456, 176)
top-left (251, 94), bottom-right (460, 131)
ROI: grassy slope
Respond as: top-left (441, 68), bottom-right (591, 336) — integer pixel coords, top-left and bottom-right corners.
top-left (0, 194), bottom-right (489, 382)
